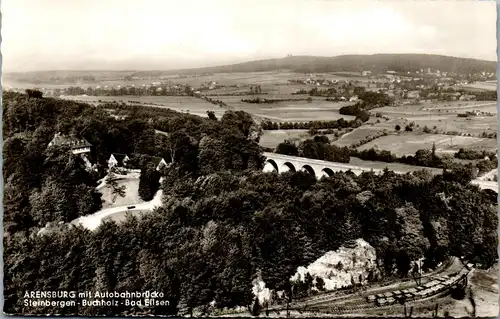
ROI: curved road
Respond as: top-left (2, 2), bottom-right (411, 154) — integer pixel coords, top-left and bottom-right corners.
top-left (70, 189), bottom-right (163, 231)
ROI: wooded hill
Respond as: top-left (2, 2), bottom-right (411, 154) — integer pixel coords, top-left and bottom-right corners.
top-left (132, 54), bottom-right (496, 76)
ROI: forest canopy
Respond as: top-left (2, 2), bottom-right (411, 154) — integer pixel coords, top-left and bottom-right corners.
top-left (3, 91), bottom-right (498, 316)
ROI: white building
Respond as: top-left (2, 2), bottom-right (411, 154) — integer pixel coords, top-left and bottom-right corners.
top-left (48, 133), bottom-right (92, 155)
top-left (107, 153), bottom-right (130, 169)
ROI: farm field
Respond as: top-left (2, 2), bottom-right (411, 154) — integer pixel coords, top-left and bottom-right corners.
top-left (62, 91), bottom-right (354, 122)
top-left (357, 132), bottom-right (497, 157)
top-left (333, 126), bottom-right (388, 147)
top-left (179, 71), bottom-right (300, 86)
top-left (168, 71), bottom-right (372, 87)
top-left (349, 157), bottom-right (443, 175)
top-left (458, 81), bottom-right (497, 91)
top-left (371, 101), bottom-right (497, 136)
top-left (62, 95), bottom-right (226, 118)
top-left (374, 100), bottom-right (497, 115)
top-left (211, 94), bottom-right (354, 122)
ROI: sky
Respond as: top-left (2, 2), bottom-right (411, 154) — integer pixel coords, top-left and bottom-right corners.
top-left (1, 0), bottom-right (497, 72)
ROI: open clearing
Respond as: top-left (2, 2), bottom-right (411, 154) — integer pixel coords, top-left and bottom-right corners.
top-left (96, 171), bottom-right (143, 209)
top-left (357, 132), bottom-right (497, 157)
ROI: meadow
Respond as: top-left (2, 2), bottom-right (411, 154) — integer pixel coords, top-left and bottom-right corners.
top-left (357, 132), bottom-right (498, 157)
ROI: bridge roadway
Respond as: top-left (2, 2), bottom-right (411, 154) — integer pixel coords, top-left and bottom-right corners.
top-left (263, 152), bottom-right (498, 192)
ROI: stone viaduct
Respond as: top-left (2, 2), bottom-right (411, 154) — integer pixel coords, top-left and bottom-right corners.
top-left (262, 152), bottom-right (498, 192)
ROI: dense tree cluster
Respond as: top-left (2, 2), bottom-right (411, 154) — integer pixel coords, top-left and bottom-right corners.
top-left (5, 167), bottom-right (497, 315)
top-left (276, 137), bottom-right (350, 163)
top-left (241, 97), bottom-right (310, 104)
top-left (138, 164), bottom-right (162, 201)
top-left (25, 89), bottom-right (44, 99)
top-left (62, 84), bottom-right (193, 97)
top-left (454, 148), bottom-right (497, 160)
top-left (3, 92), bottom-right (263, 228)
top-left (357, 91), bottom-right (394, 107)
top-left (196, 95), bottom-right (228, 107)
top-left (339, 105), bottom-right (371, 121)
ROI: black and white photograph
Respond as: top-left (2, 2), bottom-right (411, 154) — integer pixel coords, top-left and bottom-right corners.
top-left (2, 0), bottom-right (499, 317)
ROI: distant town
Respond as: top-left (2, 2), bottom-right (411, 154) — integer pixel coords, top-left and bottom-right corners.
top-left (5, 68), bottom-right (495, 108)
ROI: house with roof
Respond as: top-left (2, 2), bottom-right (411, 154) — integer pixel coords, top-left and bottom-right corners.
top-left (107, 153), bottom-right (130, 169)
top-left (151, 156), bottom-right (168, 171)
top-left (407, 91), bottom-right (420, 99)
top-left (48, 133), bottom-right (92, 155)
top-left (459, 94), bottom-right (476, 101)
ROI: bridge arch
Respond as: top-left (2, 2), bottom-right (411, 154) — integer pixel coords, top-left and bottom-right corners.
top-left (263, 159), bottom-right (279, 173)
top-left (320, 167), bottom-right (335, 178)
top-left (301, 165), bottom-right (316, 177)
top-left (280, 162), bottom-right (296, 173)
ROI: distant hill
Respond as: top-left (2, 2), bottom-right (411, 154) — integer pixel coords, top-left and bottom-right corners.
top-left (132, 54), bottom-right (496, 77)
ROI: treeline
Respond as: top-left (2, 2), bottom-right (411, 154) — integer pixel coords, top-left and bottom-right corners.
top-left (457, 111), bottom-right (495, 118)
top-left (455, 148), bottom-right (496, 160)
top-left (197, 95), bottom-right (228, 107)
top-left (292, 87), bottom-right (338, 97)
top-left (5, 167), bottom-right (497, 315)
top-left (474, 90), bottom-right (497, 101)
top-left (62, 85), bottom-right (193, 97)
top-left (241, 97), bottom-right (310, 104)
top-left (262, 118), bottom-right (360, 131)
